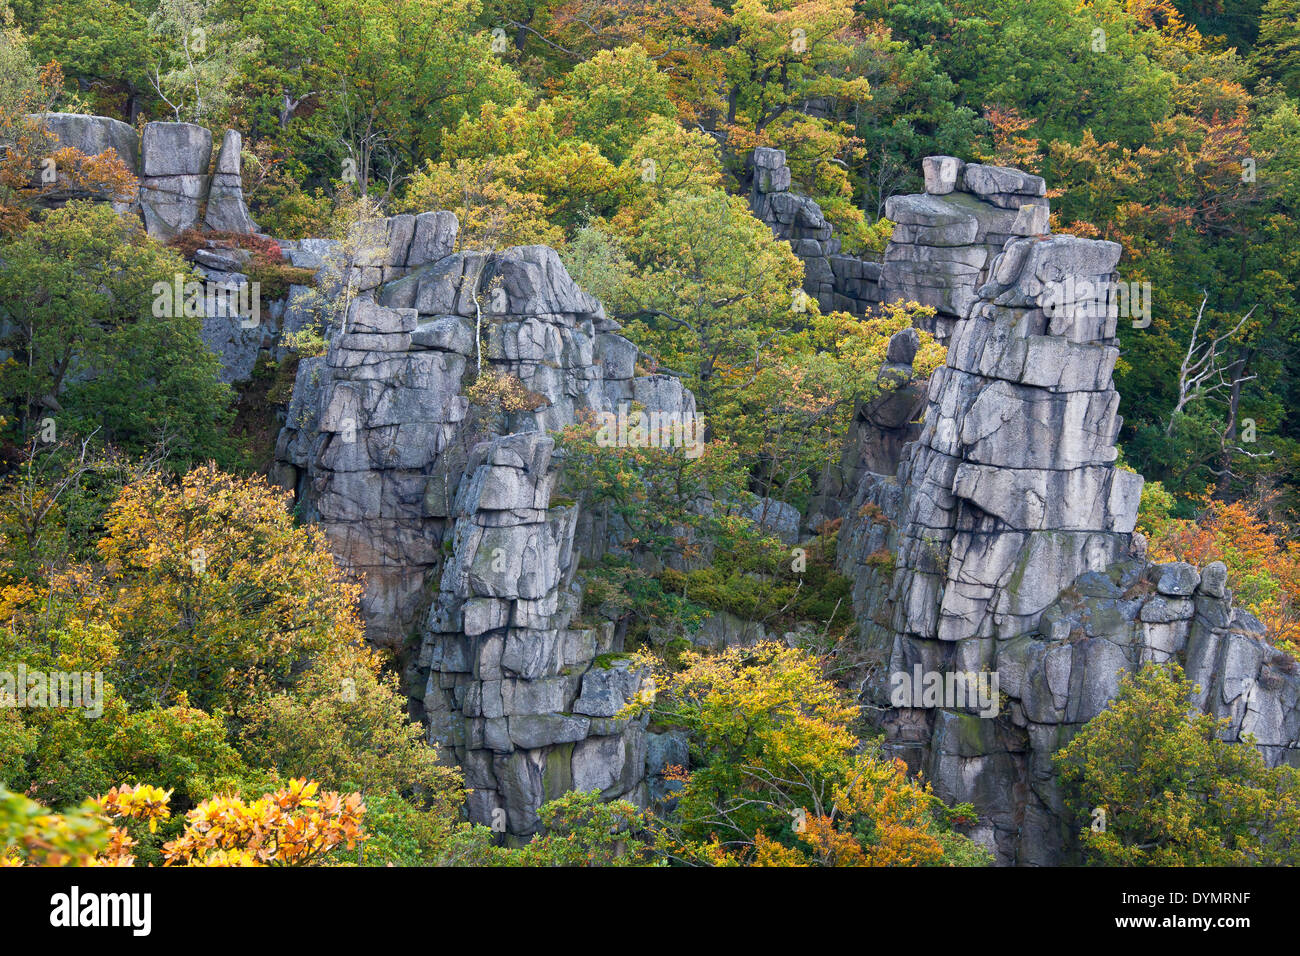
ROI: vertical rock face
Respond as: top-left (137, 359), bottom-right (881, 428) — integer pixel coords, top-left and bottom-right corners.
top-left (843, 230), bottom-right (1141, 652)
top-left (138, 121), bottom-right (213, 239)
top-left (837, 160), bottom-right (1300, 864)
top-left (273, 225), bottom-right (697, 836)
top-left (420, 429), bottom-right (651, 835)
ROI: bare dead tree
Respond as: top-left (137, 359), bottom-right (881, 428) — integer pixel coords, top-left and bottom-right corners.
top-left (1165, 293), bottom-right (1256, 436)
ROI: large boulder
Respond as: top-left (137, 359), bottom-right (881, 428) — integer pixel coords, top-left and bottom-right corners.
top-left (138, 121), bottom-right (213, 238)
top-left (37, 112), bottom-right (139, 170)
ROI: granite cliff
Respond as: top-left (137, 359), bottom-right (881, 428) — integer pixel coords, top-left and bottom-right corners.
top-left (36, 111), bottom-right (1300, 860)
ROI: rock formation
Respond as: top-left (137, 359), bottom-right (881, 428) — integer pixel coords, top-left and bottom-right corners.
top-left (205, 129), bottom-right (258, 234)
top-left (748, 149), bottom-right (1050, 338)
top-left (749, 147), bottom-right (880, 314)
top-left (36, 113), bottom-right (258, 239)
top-left (41, 111), bottom-right (139, 174)
top-left (271, 227), bottom-right (697, 836)
top-left (836, 158), bottom-right (1300, 864)
top-left (881, 157), bottom-right (1049, 340)
top-left (37, 116), bottom-right (1295, 858)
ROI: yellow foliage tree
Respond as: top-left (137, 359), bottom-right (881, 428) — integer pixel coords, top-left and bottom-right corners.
top-left (1, 780), bottom-right (365, 867)
top-left (96, 464), bottom-right (366, 712)
top-left (643, 642), bottom-right (991, 866)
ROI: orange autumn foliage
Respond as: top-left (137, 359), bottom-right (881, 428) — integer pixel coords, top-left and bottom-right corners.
top-left (161, 778), bottom-right (365, 867)
top-left (1145, 496), bottom-right (1300, 650)
top-left (0, 780), bottom-right (364, 867)
top-left (0, 63), bottom-right (137, 235)
top-left (750, 756), bottom-right (949, 867)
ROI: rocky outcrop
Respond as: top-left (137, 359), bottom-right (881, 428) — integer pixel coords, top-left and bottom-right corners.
top-left (36, 113), bottom-right (258, 239)
top-left (158, 209), bottom-right (457, 385)
top-left (951, 555), bottom-right (1300, 864)
top-left (748, 150), bottom-right (1050, 334)
top-left (138, 121), bottom-right (213, 239)
top-left (841, 225), bottom-right (1140, 658)
top-left (421, 427), bottom-right (653, 835)
top-left (837, 159), bottom-right (1300, 864)
top-left (204, 130), bottom-right (257, 234)
top-left (39, 112), bottom-right (139, 174)
top-left (272, 227), bottom-right (698, 836)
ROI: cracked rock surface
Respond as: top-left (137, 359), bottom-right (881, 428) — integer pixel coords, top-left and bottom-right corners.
top-left (836, 161), bottom-right (1299, 864)
top-left (272, 221), bottom-right (696, 836)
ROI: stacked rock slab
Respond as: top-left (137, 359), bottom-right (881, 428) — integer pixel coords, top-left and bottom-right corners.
top-left (838, 160), bottom-right (1300, 863)
top-left (138, 121), bottom-right (213, 239)
top-left (421, 429), bottom-right (652, 836)
top-left (190, 210), bottom-right (458, 384)
top-left (749, 147), bottom-right (880, 314)
top-left (838, 219), bottom-right (1146, 862)
top-left (880, 156), bottom-right (1050, 341)
top-left (843, 232), bottom-right (1142, 652)
top-left (951, 555), bottom-right (1300, 864)
top-left (273, 229), bottom-right (697, 835)
top-left (269, 212), bottom-right (476, 646)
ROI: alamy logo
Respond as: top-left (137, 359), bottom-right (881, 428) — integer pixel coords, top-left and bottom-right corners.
top-left (1043, 276), bottom-right (1152, 328)
top-left (0, 665), bottom-right (103, 718)
top-left (594, 403), bottom-right (705, 459)
top-left (50, 887), bottom-right (151, 936)
top-left (152, 274), bottom-right (261, 328)
top-left (889, 665), bottom-right (1000, 717)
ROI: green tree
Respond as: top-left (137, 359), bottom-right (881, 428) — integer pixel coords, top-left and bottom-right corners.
top-left (1252, 0), bottom-right (1300, 98)
top-left (619, 188), bottom-right (803, 406)
top-left (643, 642), bottom-right (991, 865)
top-left (233, 0), bottom-right (524, 198)
top-left (94, 464), bottom-right (363, 712)
top-left (554, 43), bottom-right (677, 164)
top-left (502, 790), bottom-right (653, 866)
top-left (29, 0), bottom-right (152, 120)
top-left (1055, 662), bottom-right (1300, 865)
top-left (147, 0), bottom-right (261, 124)
top-left (0, 202), bottom-right (235, 466)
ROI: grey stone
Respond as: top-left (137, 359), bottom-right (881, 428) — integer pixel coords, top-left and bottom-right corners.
top-left (961, 163), bottom-right (1046, 201)
top-left (923, 155), bottom-right (965, 195)
top-left (572, 659), bottom-right (642, 717)
top-left (408, 210), bottom-right (459, 266)
top-left (37, 112), bottom-right (138, 170)
top-left (1156, 562), bottom-right (1201, 597)
top-left (571, 735), bottom-right (626, 793)
top-left (141, 121), bottom-right (212, 177)
top-left (886, 327), bottom-right (920, 365)
top-left (204, 130), bottom-right (258, 233)
top-left (507, 713), bottom-right (590, 749)
top-left (746, 497), bottom-right (801, 544)
top-left (194, 247), bottom-right (249, 272)
top-left (1140, 595), bottom-right (1195, 623)
top-left (410, 315), bottom-right (475, 354)
top-left (1200, 561), bottom-right (1229, 598)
